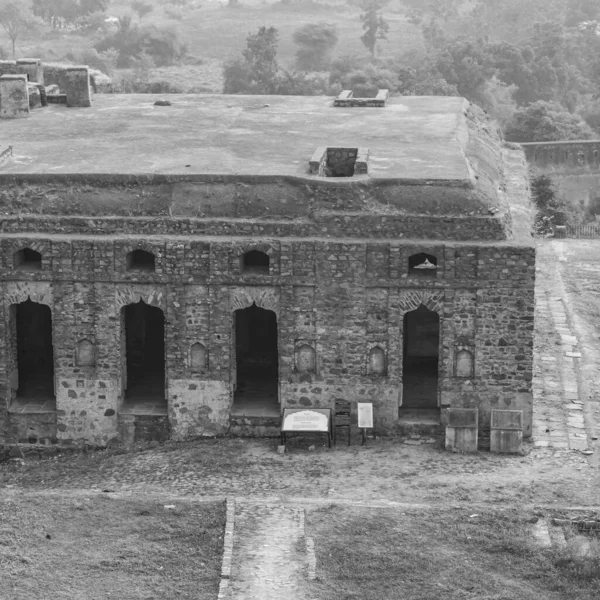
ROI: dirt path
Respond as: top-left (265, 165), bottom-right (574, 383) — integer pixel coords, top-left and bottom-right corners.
top-left (533, 243), bottom-right (593, 451)
top-left (227, 501), bottom-right (311, 600)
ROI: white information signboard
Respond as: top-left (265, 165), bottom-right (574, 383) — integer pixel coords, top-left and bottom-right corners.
top-left (357, 402), bottom-right (374, 429)
top-left (282, 409), bottom-right (330, 432)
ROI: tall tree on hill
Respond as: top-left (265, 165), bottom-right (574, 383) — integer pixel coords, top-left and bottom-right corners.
top-left (131, 0), bottom-right (153, 23)
top-left (0, 1), bottom-right (34, 57)
top-left (243, 26), bottom-right (279, 93)
top-left (293, 22), bottom-right (338, 71)
top-left (223, 26), bottom-right (280, 94)
top-left (359, 0), bottom-right (389, 57)
top-left (504, 100), bottom-right (594, 142)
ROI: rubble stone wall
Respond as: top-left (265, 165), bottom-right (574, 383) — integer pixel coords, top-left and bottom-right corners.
top-left (0, 228), bottom-right (535, 445)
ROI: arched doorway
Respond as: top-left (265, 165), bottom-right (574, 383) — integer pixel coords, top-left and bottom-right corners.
top-left (11, 299), bottom-right (55, 408)
top-left (232, 303), bottom-right (278, 414)
top-left (121, 301), bottom-right (166, 413)
top-left (402, 304), bottom-right (439, 408)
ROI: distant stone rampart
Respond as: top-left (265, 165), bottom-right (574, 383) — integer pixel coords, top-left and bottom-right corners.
top-left (522, 140), bottom-right (600, 211)
top-left (522, 140), bottom-right (600, 173)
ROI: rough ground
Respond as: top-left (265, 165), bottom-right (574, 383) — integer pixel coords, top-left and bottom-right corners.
top-left (2, 239), bottom-right (600, 599)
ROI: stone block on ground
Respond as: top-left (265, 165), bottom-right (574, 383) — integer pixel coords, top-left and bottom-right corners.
top-left (490, 409), bottom-right (523, 453)
top-left (446, 408), bottom-right (479, 452)
top-left (64, 66), bottom-right (91, 107)
top-left (446, 426), bottom-right (478, 453)
top-left (0, 74), bottom-right (29, 118)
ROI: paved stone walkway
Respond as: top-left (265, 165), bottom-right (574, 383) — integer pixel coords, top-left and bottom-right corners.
top-left (532, 243), bottom-right (592, 451)
top-left (226, 501), bottom-right (311, 600)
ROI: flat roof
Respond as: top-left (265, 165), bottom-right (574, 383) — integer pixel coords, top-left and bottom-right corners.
top-left (0, 94), bottom-right (477, 182)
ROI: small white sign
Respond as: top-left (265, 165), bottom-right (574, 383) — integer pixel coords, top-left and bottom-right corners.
top-left (282, 409), bottom-right (329, 432)
top-left (357, 403), bottom-right (373, 429)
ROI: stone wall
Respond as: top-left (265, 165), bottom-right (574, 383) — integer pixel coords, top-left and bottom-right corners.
top-left (522, 141), bottom-right (600, 172)
top-left (0, 230), bottom-right (535, 445)
top-left (522, 140), bottom-right (600, 212)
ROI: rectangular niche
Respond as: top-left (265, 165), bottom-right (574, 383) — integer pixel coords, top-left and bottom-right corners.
top-left (309, 147), bottom-right (369, 177)
top-left (455, 346), bottom-right (475, 378)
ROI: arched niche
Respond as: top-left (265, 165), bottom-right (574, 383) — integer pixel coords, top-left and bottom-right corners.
top-left (241, 250), bottom-right (270, 274)
top-left (76, 338), bottom-right (95, 367)
top-left (368, 346), bottom-right (387, 376)
top-left (456, 349), bottom-right (474, 378)
top-left (408, 252), bottom-right (438, 278)
top-left (127, 249), bottom-right (155, 272)
top-left (295, 343), bottom-right (316, 373)
top-left (190, 342), bottom-right (207, 371)
top-left (14, 248), bottom-right (42, 271)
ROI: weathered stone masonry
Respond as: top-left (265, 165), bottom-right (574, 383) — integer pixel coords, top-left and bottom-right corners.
top-left (0, 212), bottom-right (534, 445)
top-left (0, 94), bottom-right (536, 446)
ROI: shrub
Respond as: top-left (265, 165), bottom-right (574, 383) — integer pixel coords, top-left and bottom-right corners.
top-left (292, 22), bottom-right (338, 71)
top-left (77, 48), bottom-right (119, 76)
top-left (78, 10), bottom-right (109, 32)
top-left (340, 63), bottom-right (400, 96)
top-left (531, 174), bottom-right (569, 235)
top-left (222, 57), bottom-right (252, 94)
top-left (95, 24), bottom-right (187, 67)
top-left (578, 95), bottom-right (600, 135)
top-left (504, 101), bottom-right (594, 143)
top-left (277, 69), bottom-right (334, 95)
top-left (329, 53), bottom-right (370, 87)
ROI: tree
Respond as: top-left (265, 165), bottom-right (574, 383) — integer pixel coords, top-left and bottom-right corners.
top-left (339, 63), bottom-right (399, 97)
top-left (240, 26), bottom-right (280, 93)
top-left (359, 0), bottom-right (389, 57)
top-left (504, 100), bottom-right (594, 142)
top-left (0, 1), bottom-right (34, 57)
top-left (223, 57), bottom-right (252, 94)
top-left (96, 23), bottom-right (187, 67)
top-left (32, 0), bottom-right (108, 29)
top-left (578, 94), bottom-right (600, 135)
top-left (293, 22), bottom-right (338, 71)
top-left (131, 0), bottom-right (153, 22)
top-left (530, 174), bottom-right (568, 235)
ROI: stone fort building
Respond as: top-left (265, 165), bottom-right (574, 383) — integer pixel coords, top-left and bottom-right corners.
top-left (0, 87), bottom-right (535, 446)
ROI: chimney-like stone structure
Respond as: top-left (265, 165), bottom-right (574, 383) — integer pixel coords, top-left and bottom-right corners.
top-left (0, 74), bottom-right (30, 118)
top-left (64, 66), bottom-right (91, 107)
top-left (16, 58), bottom-right (43, 85)
top-left (0, 60), bottom-right (18, 77)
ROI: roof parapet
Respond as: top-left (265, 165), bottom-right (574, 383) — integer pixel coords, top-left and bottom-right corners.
top-left (334, 89), bottom-right (389, 107)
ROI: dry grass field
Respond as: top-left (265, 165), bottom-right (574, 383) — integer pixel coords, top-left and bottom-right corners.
top-left (0, 494), bottom-right (225, 600)
top-left (306, 504), bottom-right (600, 600)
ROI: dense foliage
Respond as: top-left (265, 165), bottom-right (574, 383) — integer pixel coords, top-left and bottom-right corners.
top-left (293, 22), bottom-right (338, 71)
top-left (95, 19), bottom-right (187, 68)
top-left (32, 0), bottom-right (108, 28)
top-left (531, 174), bottom-right (570, 234)
top-left (224, 26), bottom-right (332, 95)
top-left (220, 0), bottom-right (600, 144)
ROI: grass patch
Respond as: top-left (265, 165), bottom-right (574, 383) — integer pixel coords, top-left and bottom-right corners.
top-left (0, 494), bottom-right (225, 600)
top-left (307, 505), bottom-right (600, 600)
